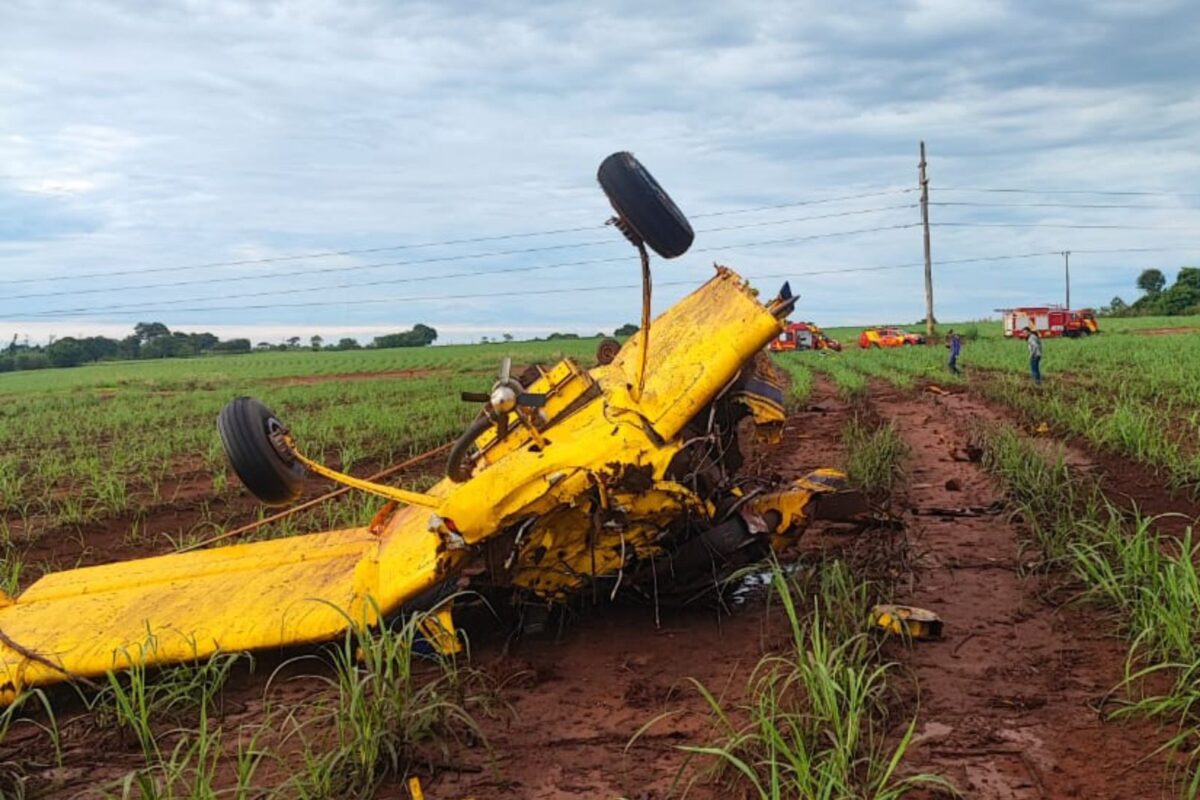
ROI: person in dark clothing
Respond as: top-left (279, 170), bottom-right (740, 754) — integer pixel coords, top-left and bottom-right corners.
top-left (1025, 326), bottom-right (1043, 384)
top-left (946, 329), bottom-right (962, 375)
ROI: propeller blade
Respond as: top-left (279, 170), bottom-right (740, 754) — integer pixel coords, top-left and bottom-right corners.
top-left (496, 414), bottom-right (509, 438)
top-left (461, 391), bottom-right (491, 403)
top-left (499, 356), bottom-right (512, 384)
top-left (517, 393), bottom-right (548, 408)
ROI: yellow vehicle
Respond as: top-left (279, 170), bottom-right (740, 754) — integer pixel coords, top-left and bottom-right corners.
top-left (0, 153), bottom-right (864, 702)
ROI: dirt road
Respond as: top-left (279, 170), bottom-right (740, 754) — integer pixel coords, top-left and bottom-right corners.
top-left (870, 382), bottom-right (1170, 798)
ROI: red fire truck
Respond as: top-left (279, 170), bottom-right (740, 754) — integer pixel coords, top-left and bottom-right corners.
top-left (769, 321), bottom-right (842, 352)
top-left (999, 306), bottom-right (1099, 338)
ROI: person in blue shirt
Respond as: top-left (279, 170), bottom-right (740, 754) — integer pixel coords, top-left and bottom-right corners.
top-left (946, 329), bottom-right (962, 375)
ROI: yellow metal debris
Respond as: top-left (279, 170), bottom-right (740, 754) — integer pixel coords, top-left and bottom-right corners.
top-left (871, 604), bottom-right (944, 640)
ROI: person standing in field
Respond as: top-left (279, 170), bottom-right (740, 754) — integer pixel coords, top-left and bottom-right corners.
top-left (1025, 326), bottom-right (1043, 385)
top-left (946, 329), bottom-right (962, 375)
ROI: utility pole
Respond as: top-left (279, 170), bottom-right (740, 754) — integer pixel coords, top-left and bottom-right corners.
top-left (1062, 250), bottom-right (1071, 309)
top-left (919, 141), bottom-right (934, 340)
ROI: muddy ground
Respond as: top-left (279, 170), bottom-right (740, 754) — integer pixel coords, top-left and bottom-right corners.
top-left (5, 375), bottom-right (1199, 798)
top-left (428, 379), bottom-right (1196, 799)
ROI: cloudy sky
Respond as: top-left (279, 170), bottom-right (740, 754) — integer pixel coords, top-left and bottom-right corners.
top-left (2, 0), bottom-right (1199, 344)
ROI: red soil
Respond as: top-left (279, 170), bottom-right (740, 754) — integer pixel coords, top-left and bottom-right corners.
top-left (2, 378), bottom-right (1187, 798)
top-left (264, 368), bottom-right (446, 386)
top-left (872, 382), bottom-right (1172, 798)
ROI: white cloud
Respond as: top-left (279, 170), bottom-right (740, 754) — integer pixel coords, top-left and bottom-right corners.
top-left (1, 0), bottom-right (1198, 339)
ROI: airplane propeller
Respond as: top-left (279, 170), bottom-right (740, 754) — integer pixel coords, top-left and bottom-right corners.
top-left (460, 357), bottom-right (547, 438)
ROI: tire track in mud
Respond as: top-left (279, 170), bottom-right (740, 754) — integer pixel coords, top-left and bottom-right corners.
top-left (870, 382), bottom-right (1170, 799)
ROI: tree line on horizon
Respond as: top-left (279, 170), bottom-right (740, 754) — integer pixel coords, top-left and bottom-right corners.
top-left (0, 321), bottom-right (440, 373)
top-left (1102, 267), bottom-right (1200, 316)
top-left (0, 321), bottom-right (643, 375)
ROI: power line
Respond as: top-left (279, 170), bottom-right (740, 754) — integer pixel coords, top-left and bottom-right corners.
top-left (932, 200), bottom-right (1191, 211)
top-left (8, 223), bottom-right (922, 319)
top-left (8, 245), bottom-right (1195, 323)
top-left (933, 221), bottom-right (1199, 231)
top-left (0, 263), bottom-right (941, 319)
top-left (1070, 246), bottom-right (1200, 256)
top-left (689, 188), bottom-right (915, 218)
top-left (1, 205), bottom-right (919, 303)
top-left (935, 186), bottom-right (1200, 198)
top-left (0, 188), bottom-right (916, 286)
top-left (6, 249), bottom-right (1108, 321)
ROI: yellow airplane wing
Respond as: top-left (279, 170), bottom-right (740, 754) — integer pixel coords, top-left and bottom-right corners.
top-left (0, 504), bottom-right (448, 701)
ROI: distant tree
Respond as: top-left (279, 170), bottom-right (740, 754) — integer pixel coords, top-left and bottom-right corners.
top-left (1128, 265), bottom-right (1200, 316)
top-left (333, 337), bottom-right (361, 350)
top-left (256, 341), bottom-right (273, 351)
top-left (187, 332), bottom-right (219, 353)
top-left (213, 338), bottom-right (252, 353)
top-left (1157, 267), bottom-right (1200, 314)
top-left (412, 323), bottom-right (437, 345)
top-left (118, 335), bottom-right (141, 360)
top-left (1105, 296), bottom-right (1128, 315)
top-left (79, 336), bottom-right (120, 363)
top-left (143, 334), bottom-right (187, 359)
top-left (614, 323), bottom-right (639, 336)
top-left (286, 336), bottom-right (301, 349)
top-left (1178, 266), bottom-right (1200, 290)
top-left (373, 324), bottom-right (438, 349)
top-left (1137, 268), bottom-right (1167, 296)
top-left (546, 332), bottom-right (579, 340)
top-left (134, 321), bottom-right (171, 343)
top-left (502, 333), bottom-right (514, 342)
top-left (14, 351), bottom-right (49, 370)
top-left (46, 337), bottom-right (86, 368)
top-left (310, 335), bottom-right (323, 351)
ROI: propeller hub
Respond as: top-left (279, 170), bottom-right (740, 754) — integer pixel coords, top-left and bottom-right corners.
top-left (490, 384), bottom-right (518, 413)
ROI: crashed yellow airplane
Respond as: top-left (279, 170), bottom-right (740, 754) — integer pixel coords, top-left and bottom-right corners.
top-left (0, 153), bottom-right (862, 702)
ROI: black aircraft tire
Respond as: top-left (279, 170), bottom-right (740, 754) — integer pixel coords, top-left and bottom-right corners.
top-left (597, 152), bottom-right (694, 259)
top-left (217, 397), bottom-right (305, 506)
top-left (596, 337), bottom-right (621, 365)
top-left (447, 414), bottom-right (494, 483)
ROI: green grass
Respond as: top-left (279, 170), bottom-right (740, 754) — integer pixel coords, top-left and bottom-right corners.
top-left (7, 319), bottom-right (1198, 552)
top-left (660, 562), bottom-right (952, 799)
top-left (0, 545), bottom-right (23, 596)
top-left (774, 317), bottom-right (1200, 495)
top-left (975, 423), bottom-right (1105, 565)
top-left (772, 355), bottom-right (814, 410)
top-left (843, 416), bottom-right (909, 499)
top-left (91, 638), bottom-right (243, 761)
top-left (262, 600), bottom-right (499, 798)
top-left (976, 420), bottom-right (1200, 796)
top-left (68, 603), bottom-right (496, 798)
top-left (0, 338), bottom-right (606, 562)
